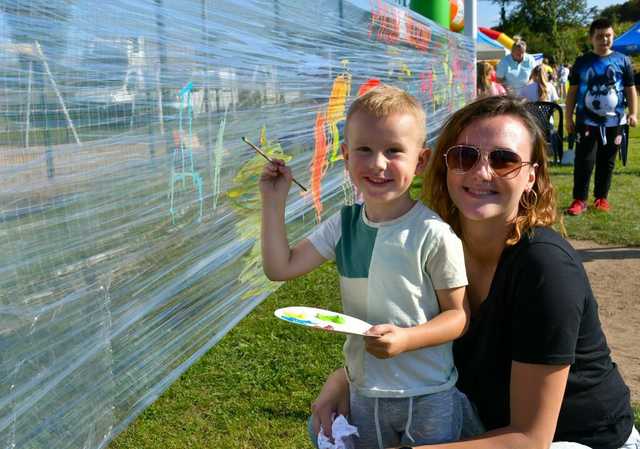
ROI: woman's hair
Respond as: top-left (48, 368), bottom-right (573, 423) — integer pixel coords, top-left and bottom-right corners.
top-left (421, 95), bottom-right (558, 245)
top-left (529, 65), bottom-right (550, 101)
top-left (476, 61), bottom-right (493, 96)
top-left (345, 84), bottom-right (426, 145)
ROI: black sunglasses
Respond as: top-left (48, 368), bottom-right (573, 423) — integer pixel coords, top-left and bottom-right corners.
top-left (444, 145), bottom-right (537, 179)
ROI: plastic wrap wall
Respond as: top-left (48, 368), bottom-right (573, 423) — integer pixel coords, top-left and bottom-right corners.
top-left (0, 1), bottom-right (474, 447)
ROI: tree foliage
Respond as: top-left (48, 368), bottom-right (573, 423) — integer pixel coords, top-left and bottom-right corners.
top-left (600, 0), bottom-right (640, 23)
top-left (491, 0), bottom-right (597, 63)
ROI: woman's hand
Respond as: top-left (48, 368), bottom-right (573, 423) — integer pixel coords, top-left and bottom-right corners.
top-left (364, 324), bottom-right (410, 358)
top-left (311, 368), bottom-right (350, 438)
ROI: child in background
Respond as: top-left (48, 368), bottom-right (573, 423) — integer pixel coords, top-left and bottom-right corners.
top-left (520, 64), bottom-right (560, 102)
top-left (259, 85), bottom-right (470, 449)
top-left (476, 61), bottom-right (506, 97)
top-left (565, 17), bottom-right (637, 215)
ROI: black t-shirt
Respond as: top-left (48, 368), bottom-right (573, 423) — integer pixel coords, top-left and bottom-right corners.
top-left (454, 227), bottom-right (633, 449)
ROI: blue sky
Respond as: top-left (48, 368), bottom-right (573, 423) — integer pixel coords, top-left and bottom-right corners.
top-left (478, 0), bottom-right (624, 28)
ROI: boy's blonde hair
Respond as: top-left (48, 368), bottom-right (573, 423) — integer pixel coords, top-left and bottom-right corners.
top-left (345, 84), bottom-right (427, 146)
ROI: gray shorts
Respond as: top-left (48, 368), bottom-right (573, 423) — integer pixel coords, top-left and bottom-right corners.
top-left (308, 387), bottom-right (485, 449)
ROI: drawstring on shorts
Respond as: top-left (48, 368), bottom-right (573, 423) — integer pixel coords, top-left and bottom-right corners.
top-left (403, 396), bottom-right (415, 444)
top-left (374, 397), bottom-right (383, 449)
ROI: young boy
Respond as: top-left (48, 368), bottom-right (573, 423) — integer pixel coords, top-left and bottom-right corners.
top-left (565, 18), bottom-right (637, 215)
top-left (260, 85), bottom-right (469, 448)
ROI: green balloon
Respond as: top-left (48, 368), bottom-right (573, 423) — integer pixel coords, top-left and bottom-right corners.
top-left (410, 0), bottom-right (449, 28)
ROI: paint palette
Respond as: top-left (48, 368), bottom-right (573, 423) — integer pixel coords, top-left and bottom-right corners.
top-left (274, 306), bottom-right (372, 336)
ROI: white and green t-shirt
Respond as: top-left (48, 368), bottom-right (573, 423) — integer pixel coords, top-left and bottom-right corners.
top-left (308, 201), bottom-right (467, 398)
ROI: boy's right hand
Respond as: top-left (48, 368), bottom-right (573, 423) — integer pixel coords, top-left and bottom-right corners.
top-left (259, 159), bottom-right (293, 202)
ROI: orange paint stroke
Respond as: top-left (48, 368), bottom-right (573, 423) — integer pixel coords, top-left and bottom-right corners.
top-left (358, 78), bottom-right (381, 97)
top-left (310, 111), bottom-right (329, 222)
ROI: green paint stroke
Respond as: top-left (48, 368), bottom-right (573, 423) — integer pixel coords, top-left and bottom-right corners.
top-left (211, 106), bottom-right (228, 211)
top-left (315, 313), bottom-right (345, 324)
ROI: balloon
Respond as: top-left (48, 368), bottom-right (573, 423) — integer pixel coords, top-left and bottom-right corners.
top-left (450, 0), bottom-right (464, 32)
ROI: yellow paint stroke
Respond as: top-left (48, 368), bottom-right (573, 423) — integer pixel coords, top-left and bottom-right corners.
top-left (327, 72), bottom-right (351, 162)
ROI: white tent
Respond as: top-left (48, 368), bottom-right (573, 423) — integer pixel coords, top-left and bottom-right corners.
top-left (477, 31), bottom-right (508, 61)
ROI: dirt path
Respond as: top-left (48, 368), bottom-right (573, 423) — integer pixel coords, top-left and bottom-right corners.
top-left (570, 239), bottom-right (640, 404)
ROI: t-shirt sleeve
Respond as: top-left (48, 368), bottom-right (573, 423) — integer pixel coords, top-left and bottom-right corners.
top-left (306, 211), bottom-right (341, 261)
top-left (424, 223), bottom-right (468, 290)
top-left (510, 242), bottom-right (586, 365)
top-left (622, 55), bottom-right (635, 87)
top-left (568, 57), bottom-right (582, 86)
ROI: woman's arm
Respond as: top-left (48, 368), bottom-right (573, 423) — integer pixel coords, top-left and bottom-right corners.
top-left (310, 368), bottom-right (350, 438)
top-left (407, 361), bottom-right (569, 449)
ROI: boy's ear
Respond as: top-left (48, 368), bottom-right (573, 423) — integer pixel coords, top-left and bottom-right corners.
top-left (341, 142), bottom-right (349, 161)
top-left (416, 147), bottom-right (431, 174)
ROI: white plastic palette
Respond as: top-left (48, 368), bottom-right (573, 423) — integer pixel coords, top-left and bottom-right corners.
top-left (274, 306), bottom-right (372, 336)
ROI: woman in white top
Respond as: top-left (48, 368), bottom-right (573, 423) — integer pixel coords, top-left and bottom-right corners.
top-left (520, 65), bottom-right (559, 102)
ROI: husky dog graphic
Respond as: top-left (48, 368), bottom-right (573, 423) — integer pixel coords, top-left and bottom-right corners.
top-left (584, 65), bottom-right (621, 126)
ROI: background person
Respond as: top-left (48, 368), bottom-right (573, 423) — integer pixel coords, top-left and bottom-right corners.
top-left (565, 17), bottom-right (637, 216)
top-left (520, 65), bottom-right (559, 102)
top-left (559, 64), bottom-right (571, 100)
top-left (496, 38), bottom-right (536, 94)
top-left (477, 61), bottom-right (507, 97)
top-left (310, 95), bottom-right (638, 449)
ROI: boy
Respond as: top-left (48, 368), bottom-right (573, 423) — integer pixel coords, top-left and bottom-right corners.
top-left (260, 85), bottom-right (469, 448)
top-left (565, 18), bottom-right (637, 215)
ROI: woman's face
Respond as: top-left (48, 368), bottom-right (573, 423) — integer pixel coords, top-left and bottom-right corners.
top-left (446, 115), bottom-right (536, 226)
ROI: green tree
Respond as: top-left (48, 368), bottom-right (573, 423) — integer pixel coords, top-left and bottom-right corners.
top-left (600, 1), bottom-right (640, 23)
top-left (491, 0), bottom-right (597, 63)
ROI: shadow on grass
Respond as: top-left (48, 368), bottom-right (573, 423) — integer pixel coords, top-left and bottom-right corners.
top-left (575, 247), bottom-right (640, 261)
top-left (258, 405), bottom-right (310, 421)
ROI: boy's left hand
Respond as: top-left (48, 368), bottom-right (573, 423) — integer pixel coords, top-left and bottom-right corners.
top-left (629, 114), bottom-right (637, 127)
top-left (364, 324), bottom-right (409, 359)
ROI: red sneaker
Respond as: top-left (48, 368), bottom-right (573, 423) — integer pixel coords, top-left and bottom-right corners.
top-left (566, 199), bottom-right (587, 216)
top-left (594, 198), bottom-right (610, 212)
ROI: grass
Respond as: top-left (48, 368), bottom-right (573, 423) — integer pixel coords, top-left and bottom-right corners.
top-left (109, 128), bottom-right (640, 449)
top-left (550, 123), bottom-right (640, 246)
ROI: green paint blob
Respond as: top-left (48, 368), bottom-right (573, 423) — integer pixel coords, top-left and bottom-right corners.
top-left (315, 313), bottom-right (346, 324)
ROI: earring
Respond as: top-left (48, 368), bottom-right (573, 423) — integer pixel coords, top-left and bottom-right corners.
top-left (520, 189), bottom-right (538, 210)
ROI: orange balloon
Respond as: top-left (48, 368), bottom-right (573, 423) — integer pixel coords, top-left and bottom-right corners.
top-left (450, 0), bottom-right (464, 32)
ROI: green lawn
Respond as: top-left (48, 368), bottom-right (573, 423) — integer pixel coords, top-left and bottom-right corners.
top-left (110, 127), bottom-right (640, 449)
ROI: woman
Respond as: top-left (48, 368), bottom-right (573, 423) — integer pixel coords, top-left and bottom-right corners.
top-left (520, 64), bottom-right (559, 102)
top-left (310, 96), bottom-right (638, 449)
top-left (477, 61), bottom-right (506, 97)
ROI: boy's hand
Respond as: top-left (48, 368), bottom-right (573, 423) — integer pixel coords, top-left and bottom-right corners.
top-left (629, 114), bottom-right (637, 127)
top-left (364, 324), bottom-right (410, 358)
top-left (259, 159), bottom-right (292, 202)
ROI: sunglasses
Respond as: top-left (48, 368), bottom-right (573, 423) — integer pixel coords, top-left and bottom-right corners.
top-left (444, 145), bottom-right (537, 179)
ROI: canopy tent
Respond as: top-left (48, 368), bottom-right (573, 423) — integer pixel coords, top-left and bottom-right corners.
top-left (612, 21), bottom-right (640, 55)
top-left (477, 31), bottom-right (508, 61)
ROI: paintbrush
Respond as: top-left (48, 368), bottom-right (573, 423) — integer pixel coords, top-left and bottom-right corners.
top-left (242, 136), bottom-right (308, 192)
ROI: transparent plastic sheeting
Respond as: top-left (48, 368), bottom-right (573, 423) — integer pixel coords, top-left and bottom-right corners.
top-left (0, 1), bottom-right (474, 447)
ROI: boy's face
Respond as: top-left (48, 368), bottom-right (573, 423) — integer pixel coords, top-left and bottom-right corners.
top-left (342, 111), bottom-right (427, 218)
top-left (591, 27), bottom-right (614, 55)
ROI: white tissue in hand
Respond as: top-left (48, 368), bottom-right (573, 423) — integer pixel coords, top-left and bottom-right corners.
top-left (317, 414), bottom-right (358, 449)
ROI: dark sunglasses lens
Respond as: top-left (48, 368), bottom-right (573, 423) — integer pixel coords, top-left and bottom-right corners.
top-left (489, 150), bottom-right (522, 175)
top-left (447, 146), bottom-right (478, 171)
